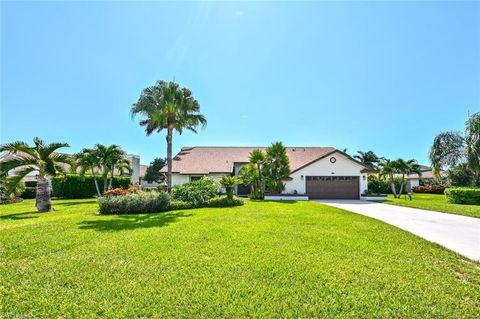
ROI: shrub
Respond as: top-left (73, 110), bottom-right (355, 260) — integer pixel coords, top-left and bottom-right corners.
top-left (208, 196), bottom-right (244, 207)
top-left (168, 200), bottom-right (195, 211)
top-left (52, 174), bottom-right (131, 198)
top-left (21, 186), bottom-right (36, 199)
top-left (172, 177), bottom-right (218, 205)
top-left (445, 187), bottom-right (480, 205)
top-left (412, 185), bottom-right (446, 194)
top-left (103, 188), bottom-right (130, 196)
top-left (98, 191), bottom-right (170, 214)
top-left (368, 176), bottom-right (406, 194)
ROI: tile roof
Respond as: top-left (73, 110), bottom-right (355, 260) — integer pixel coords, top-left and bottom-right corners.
top-left (160, 146), bottom-right (340, 174)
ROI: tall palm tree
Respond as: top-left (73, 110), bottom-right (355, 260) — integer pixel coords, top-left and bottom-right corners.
top-left (353, 150), bottom-right (384, 168)
top-left (74, 148), bottom-right (102, 196)
top-left (0, 137), bottom-right (70, 212)
top-left (430, 112), bottom-right (480, 180)
top-left (131, 80), bottom-right (207, 192)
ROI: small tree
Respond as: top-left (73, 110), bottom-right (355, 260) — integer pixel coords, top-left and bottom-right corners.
top-left (379, 158), bottom-right (421, 198)
top-left (74, 148), bottom-right (102, 197)
top-left (144, 157), bottom-right (166, 183)
top-left (0, 138), bottom-right (71, 212)
top-left (220, 176), bottom-right (242, 200)
top-left (264, 142), bottom-right (291, 194)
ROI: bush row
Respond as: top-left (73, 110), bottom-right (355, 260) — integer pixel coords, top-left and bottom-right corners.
top-left (445, 187), bottom-right (480, 205)
top-left (98, 191), bottom-right (244, 214)
top-left (52, 174), bottom-right (131, 198)
top-left (412, 185), bottom-right (446, 194)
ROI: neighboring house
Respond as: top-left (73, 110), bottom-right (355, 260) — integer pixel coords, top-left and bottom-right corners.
top-left (0, 152), bottom-right (141, 185)
top-left (160, 146), bottom-right (376, 199)
top-left (139, 164), bottom-right (164, 189)
top-left (406, 165), bottom-right (446, 190)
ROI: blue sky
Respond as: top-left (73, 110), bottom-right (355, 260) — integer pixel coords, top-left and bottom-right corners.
top-left (1, 1), bottom-right (479, 165)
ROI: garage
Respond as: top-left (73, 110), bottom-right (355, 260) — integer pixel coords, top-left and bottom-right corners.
top-left (306, 176), bottom-right (360, 199)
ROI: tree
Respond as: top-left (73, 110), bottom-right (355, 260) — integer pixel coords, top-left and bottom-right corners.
top-left (0, 138), bottom-right (71, 212)
top-left (95, 144), bottom-right (132, 192)
top-left (131, 80), bottom-right (207, 193)
top-left (239, 163), bottom-right (262, 198)
top-left (353, 150), bottom-right (385, 168)
top-left (264, 142), bottom-right (291, 194)
top-left (379, 158), bottom-right (421, 198)
top-left (429, 112), bottom-right (480, 181)
top-left (74, 148), bottom-right (102, 197)
top-left (447, 163), bottom-right (477, 187)
top-left (249, 149), bottom-right (266, 194)
top-left (220, 175), bottom-right (242, 200)
top-left (143, 157), bottom-right (166, 183)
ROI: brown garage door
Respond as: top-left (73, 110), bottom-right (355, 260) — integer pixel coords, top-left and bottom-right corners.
top-left (306, 176), bottom-right (359, 199)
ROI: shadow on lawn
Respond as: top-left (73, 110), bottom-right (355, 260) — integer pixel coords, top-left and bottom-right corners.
top-left (78, 211), bottom-right (193, 232)
top-left (0, 211), bottom-right (39, 220)
top-left (54, 199), bottom-right (98, 207)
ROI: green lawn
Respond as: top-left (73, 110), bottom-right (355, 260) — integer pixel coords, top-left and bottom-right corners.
top-left (1, 199), bottom-right (479, 318)
top-left (382, 193), bottom-right (480, 218)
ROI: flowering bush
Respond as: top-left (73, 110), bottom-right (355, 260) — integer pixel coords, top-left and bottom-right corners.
top-left (412, 185), bottom-right (446, 194)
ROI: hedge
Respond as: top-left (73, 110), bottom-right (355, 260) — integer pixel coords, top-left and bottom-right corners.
top-left (444, 187), bottom-right (480, 205)
top-left (98, 192), bottom-right (244, 214)
top-left (52, 174), bottom-right (131, 198)
top-left (172, 178), bottom-right (218, 205)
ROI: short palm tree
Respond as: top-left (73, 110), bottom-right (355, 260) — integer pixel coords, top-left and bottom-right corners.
top-left (249, 149), bottom-right (266, 194)
top-left (430, 112), bottom-right (480, 180)
top-left (0, 138), bottom-right (70, 212)
top-left (74, 148), bottom-right (102, 196)
top-left (220, 175), bottom-right (242, 200)
top-left (131, 80), bottom-right (207, 192)
top-left (379, 158), bottom-right (421, 198)
top-left (95, 144), bottom-right (132, 193)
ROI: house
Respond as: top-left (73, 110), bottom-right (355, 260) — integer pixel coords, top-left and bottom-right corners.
top-left (160, 146), bottom-right (376, 199)
top-left (405, 165), bottom-right (446, 191)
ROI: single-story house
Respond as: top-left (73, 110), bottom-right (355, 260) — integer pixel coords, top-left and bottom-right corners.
top-left (405, 165), bottom-right (446, 191)
top-left (160, 146), bottom-right (376, 199)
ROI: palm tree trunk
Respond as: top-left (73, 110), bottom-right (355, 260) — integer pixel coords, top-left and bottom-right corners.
top-left (90, 168), bottom-right (101, 197)
top-left (109, 168), bottom-right (114, 190)
top-left (166, 126), bottom-right (173, 193)
top-left (36, 177), bottom-right (52, 212)
top-left (103, 175), bottom-right (108, 194)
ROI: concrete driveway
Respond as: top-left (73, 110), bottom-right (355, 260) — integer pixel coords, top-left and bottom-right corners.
top-left (316, 200), bottom-right (480, 261)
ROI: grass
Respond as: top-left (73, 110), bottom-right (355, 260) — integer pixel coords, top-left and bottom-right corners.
top-left (1, 199), bottom-right (479, 318)
top-left (382, 193), bottom-right (480, 218)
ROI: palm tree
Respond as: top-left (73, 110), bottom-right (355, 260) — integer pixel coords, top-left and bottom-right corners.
top-left (219, 175), bottom-right (242, 200)
top-left (353, 150), bottom-right (384, 168)
top-left (74, 148), bottom-right (102, 197)
top-left (264, 142), bottom-right (291, 193)
top-left (430, 112), bottom-right (480, 180)
top-left (131, 80), bottom-right (207, 192)
top-left (249, 149), bottom-right (266, 194)
top-left (0, 137), bottom-right (70, 212)
top-left (379, 158), bottom-right (421, 198)
top-left (95, 144), bottom-right (132, 193)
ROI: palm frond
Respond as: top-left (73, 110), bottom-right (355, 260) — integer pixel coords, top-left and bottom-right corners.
top-left (0, 141), bottom-right (35, 157)
top-left (0, 156), bottom-right (38, 174)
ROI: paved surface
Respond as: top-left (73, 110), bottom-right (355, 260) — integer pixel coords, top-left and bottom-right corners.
top-left (316, 200), bottom-right (480, 261)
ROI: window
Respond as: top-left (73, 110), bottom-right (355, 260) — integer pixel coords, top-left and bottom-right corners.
top-left (190, 176), bottom-right (203, 182)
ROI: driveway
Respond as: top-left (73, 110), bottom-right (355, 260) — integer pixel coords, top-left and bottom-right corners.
top-left (316, 200), bottom-right (480, 261)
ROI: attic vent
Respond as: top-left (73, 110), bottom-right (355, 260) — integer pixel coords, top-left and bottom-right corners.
top-left (292, 148), bottom-right (296, 152)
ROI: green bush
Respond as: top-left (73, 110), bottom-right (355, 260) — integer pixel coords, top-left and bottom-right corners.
top-left (172, 178), bottom-right (218, 205)
top-left (52, 174), bottom-right (131, 198)
top-left (168, 200), bottom-right (195, 210)
top-left (368, 176), bottom-right (406, 194)
top-left (98, 191), bottom-right (170, 214)
top-left (445, 187), bottom-right (480, 205)
top-left (208, 196), bottom-right (244, 207)
top-left (21, 187), bottom-right (36, 199)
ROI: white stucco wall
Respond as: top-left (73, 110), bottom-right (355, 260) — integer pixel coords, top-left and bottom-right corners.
top-left (283, 152), bottom-right (368, 196)
top-left (170, 173), bottom-right (227, 191)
